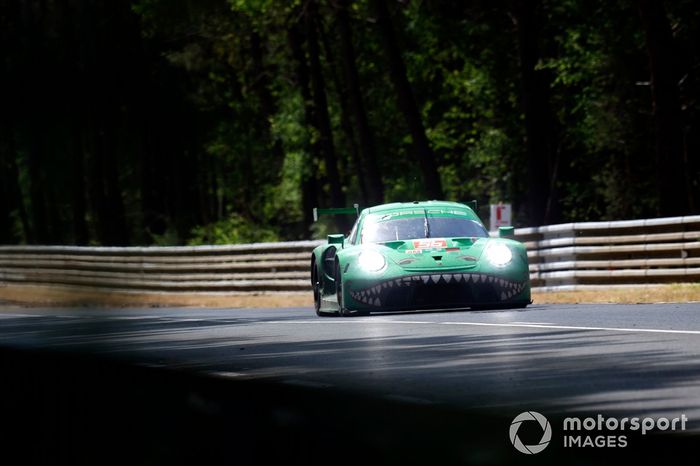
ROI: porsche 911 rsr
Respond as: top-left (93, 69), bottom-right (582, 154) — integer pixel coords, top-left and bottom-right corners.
top-left (310, 201), bottom-right (531, 316)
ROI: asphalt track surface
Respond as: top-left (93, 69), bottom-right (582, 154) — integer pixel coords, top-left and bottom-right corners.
top-left (1, 302), bottom-right (700, 428)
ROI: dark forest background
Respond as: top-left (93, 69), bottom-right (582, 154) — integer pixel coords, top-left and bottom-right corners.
top-left (1, 0), bottom-right (698, 246)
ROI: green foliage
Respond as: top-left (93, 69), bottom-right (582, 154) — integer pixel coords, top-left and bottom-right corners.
top-left (188, 215), bottom-right (278, 245)
top-left (538, 0), bottom-right (656, 220)
top-left (2, 0), bottom-right (699, 246)
top-left (149, 227), bottom-right (183, 247)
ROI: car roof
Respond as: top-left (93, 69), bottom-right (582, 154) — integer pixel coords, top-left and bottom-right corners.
top-left (362, 201), bottom-right (475, 216)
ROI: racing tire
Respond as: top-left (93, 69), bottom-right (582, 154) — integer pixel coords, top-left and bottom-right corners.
top-left (335, 262), bottom-right (349, 317)
top-left (313, 266), bottom-right (334, 317)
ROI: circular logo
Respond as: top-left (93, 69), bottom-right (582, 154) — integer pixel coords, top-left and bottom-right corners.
top-left (509, 411), bottom-right (552, 454)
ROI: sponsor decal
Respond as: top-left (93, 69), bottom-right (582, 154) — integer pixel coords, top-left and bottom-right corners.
top-left (413, 239), bottom-right (447, 249)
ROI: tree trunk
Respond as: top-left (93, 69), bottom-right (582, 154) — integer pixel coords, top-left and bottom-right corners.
top-left (637, 0), bottom-right (691, 216)
top-left (317, 16), bottom-right (367, 206)
top-left (250, 33), bottom-right (282, 143)
top-left (105, 135), bottom-right (129, 245)
top-left (513, 0), bottom-right (560, 226)
top-left (250, 31), bottom-right (286, 168)
top-left (26, 135), bottom-right (49, 244)
top-left (247, 31), bottom-right (287, 225)
top-left (0, 145), bottom-right (30, 244)
top-left (336, 0), bottom-right (384, 206)
top-left (17, 1), bottom-right (49, 244)
top-left (288, 24), bottom-right (320, 232)
top-left (7, 148), bottom-right (30, 243)
top-left (88, 118), bottom-right (129, 246)
top-left (0, 142), bottom-right (16, 243)
top-left (305, 0), bottom-right (347, 216)
top-left (71, 129), bottom-right (89, 245)
top-left (371, 0), bottom-right (443, 200)
top-left (0, 3), bottom-right (20, 243)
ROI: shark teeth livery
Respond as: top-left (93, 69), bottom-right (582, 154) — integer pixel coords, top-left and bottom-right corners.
top-left (349, 273), bottom-right (527, 308)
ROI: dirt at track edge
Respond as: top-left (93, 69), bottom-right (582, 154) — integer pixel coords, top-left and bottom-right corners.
top-left (1, 283), bottom-right (698, 308)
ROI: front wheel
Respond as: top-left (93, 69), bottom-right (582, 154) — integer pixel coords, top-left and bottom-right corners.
top-left (335, 262), bottom-right (349, 316)
top-left (313, 266), bottom-right (334, 317)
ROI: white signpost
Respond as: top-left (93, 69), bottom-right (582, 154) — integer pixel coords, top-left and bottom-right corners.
top-left (489, 203), bottom-right (512, 231)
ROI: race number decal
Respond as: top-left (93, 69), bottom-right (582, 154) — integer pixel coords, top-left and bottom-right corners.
top-left (413, 239), bottom-right (447, 249)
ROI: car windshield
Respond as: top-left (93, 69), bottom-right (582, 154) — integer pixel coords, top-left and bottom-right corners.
top-left (361, 215), bottom-right (488, 243)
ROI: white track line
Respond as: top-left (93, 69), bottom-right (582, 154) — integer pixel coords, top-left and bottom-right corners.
top-left (264, 319), bottom-right (700, 336)
top-left (0, 314), bottom-right (45, 318)
top-left (510, 321), bottom-right (554, 325)
top-left (439, 321), bottom-right (700, 335)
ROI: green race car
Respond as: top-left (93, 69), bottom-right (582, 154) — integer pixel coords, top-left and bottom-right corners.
top-left (310, 200), bottom-right (531, 316)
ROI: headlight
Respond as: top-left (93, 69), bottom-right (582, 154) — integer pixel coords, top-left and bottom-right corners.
top-left (484, 243), bottom-right (513, 267)
top-left (358, 250), bottom-right (387, 272)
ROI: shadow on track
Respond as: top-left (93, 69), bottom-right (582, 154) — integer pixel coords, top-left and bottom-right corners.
top-left (1, 345), bottom-right (699, 466)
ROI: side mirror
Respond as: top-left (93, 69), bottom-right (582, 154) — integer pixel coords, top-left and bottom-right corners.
top-left (328, 234), bottom-right (345, 246)
top-left (498, 226), bottom-right (515, 238)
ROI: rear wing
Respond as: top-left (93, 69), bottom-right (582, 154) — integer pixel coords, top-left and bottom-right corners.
top-left (313, 204), bottom-right (360, 222)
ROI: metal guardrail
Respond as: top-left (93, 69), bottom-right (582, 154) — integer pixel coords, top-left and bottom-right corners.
top-left (0, 240), bottom-right (323, 293)
top-left (0, 216), bottom-right (699, 293)
top-left (518, 215), bottom-right (700, 290)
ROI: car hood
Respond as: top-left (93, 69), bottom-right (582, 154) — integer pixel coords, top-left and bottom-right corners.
top-left (374, 237), bottom-right (489, 271)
